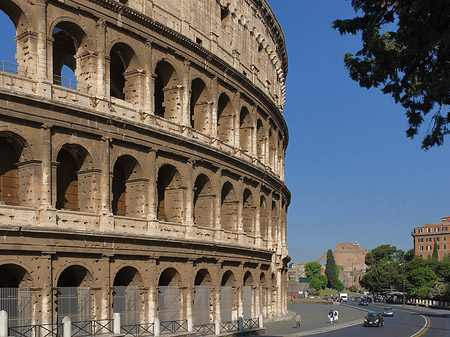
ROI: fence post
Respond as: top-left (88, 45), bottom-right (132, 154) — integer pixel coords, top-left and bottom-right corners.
top-left (113, 313), bottom-right (121, 334)
top-left (259, 314), bottom-right (263, 328)
top-left (214, 319), bottom-right (220, 336)
top-left (0, 310), bottom-right (7, 337)
top-left (238, 317), bottom-right (243, 331)
top-left (154, 317), bottom-right (160, 337)
top-left (187, 317), bottom-right (193, 332)
top-left (63, 316), bottom-right (71, 337)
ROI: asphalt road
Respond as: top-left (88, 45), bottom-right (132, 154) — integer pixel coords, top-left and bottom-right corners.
top-left (259, 301), bottom-right (450, 337)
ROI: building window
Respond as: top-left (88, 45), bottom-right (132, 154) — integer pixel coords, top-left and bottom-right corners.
top-left (444, 244), bottom-right (447, 250)
top-left (435, 228), bottom-right (439, 232)
top-left (418, 238), bottom-right (423, 243)
top-left (426, 237), bottom-right (432, 242)
top-left (426, 245), bottom-right (432, 251)
top-left (444, 236), bottom-right (447, 241)
top-left (419, 228), bottom-right (423, 233)
top-left (436, 237), bottom-right (439, 242)
top-left (419, 246), bottom-right (424, 251)
top-left (427, 228), bottom-right (431, 233)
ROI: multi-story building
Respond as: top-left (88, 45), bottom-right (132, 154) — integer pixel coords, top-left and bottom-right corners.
top-left (412, 217), bottom-right (450, 260)
top-left (0, 0), bottom-right (290, 335)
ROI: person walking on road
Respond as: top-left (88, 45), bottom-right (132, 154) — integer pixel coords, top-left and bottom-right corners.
top-left (295, 313), bottom-right (301, 328)
top-left (333, 309), bottom-right (339, 323)
top-left (328, 310), bottom-right (334, 323)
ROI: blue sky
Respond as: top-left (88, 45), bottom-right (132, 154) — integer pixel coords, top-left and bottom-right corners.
top-left (1, 2), bottom-right (449, 264)
top-left (268, 0), bottom-right (450, 262)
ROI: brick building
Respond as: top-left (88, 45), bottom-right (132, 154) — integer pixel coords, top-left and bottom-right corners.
top-left (411, 217), bottom-right (450, 260)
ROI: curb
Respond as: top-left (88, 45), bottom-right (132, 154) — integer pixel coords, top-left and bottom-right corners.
top-left (276, 319), bottom-right (363, 336)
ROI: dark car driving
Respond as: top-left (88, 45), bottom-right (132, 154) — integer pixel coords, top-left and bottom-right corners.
top-left (364, 312), bottom-right (384, 327)
top-left (359, 298), bottom-right (369, 306)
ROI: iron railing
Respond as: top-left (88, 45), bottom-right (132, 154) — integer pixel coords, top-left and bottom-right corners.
top-left (70, 319), bottom-right (113, 337)
top-left (193, 323), bottom-right (215, 336)
top-left (53, 74), bottom-right (89, 93)
top-left (0, 60), bottom-right (19, 75)
top-left (243, 318), bottom-right (259, 330)
top-left (8, 324), bottom-right (62, 337)
top-left (121, 323), bottom-right (154, 337)
top-left (159, 320), bottom-right (187, 335)
top-left (220, 320), bottom-right (239, 333)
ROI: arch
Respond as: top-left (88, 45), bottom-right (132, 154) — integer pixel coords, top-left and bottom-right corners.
top-left (260, 272), bottom-right (266, 284)
top-left (158, 268), bottom-right (181, 286)
top-left (243, 271), bottom-right (253, 286)
top-left (0, 7), bottom-right (19, 66)
top-left (221, 270), bottom-right (236, 287)
top-left (193, 174), bottom-right (213, 228)
top-left (0, 264), bottom-right (32, 287)
top-left (113, 266), bottom-right (143, 287)
top-left (221, 181), bottom-right (237, 232)
top-left (260, 196), bottom-right (268, 240)
top-left (242, 188), bottom-right (255, 235)
top-left (217, 93), bottom-right (234, 143)
top-left (112, 155), bottom-right (143, 217)
top-left (190, 78), bottom-right (210, 133)
top-left (256, 119), bottom-right (265, 162)
top-left (57, 265), bottom-right (94, 287)
top-left (52, 21), bottom-right (87, 88)
top-left (157, 164), bottom-right (183, 223)
top-left (110, 42), bottom-right (140, 101)
top-left (239, 106), bottom-right (252, 152)
top-left (0, 137), bottom-right (20, 206)
top-left (194, 269), bottom-right (211, 286)
top-left (154, 60), bottom-right (180, 120)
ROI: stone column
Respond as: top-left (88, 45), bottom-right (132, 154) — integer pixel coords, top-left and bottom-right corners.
top-left (96, 255), bottom-right (111, 320)
top-left (236, 178), bottom-right (244, 245)
top-left (38, 253), bottom-right (53, 325)
top-left (100, 137), bottom-right (113, 230)
top-left (184, 160), bottom-right (194, 227)
top-left (40, 124), bottom-right (52, 208)
top-left (95, 19), bottom-right (107, 98)
top-left (255, 185), bottom-right (261, 247)
top-left (213, 170), bottom-right (222, 241)
top-left (233, 92), bottom-right (241, 148)
top-left (145, 258), bottom-right (158, 323)
top-left (181, 60), bottom-right (191, 127)
top-left (144, 40), bottom-right (153, 114)
top-left (211, 77), bottom-right (218, 139)
top-left (146, 149), bottom-right (157, 221)
top-left (251, 106), bottom-right (258, 158)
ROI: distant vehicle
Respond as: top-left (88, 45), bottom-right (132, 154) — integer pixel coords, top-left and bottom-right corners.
top-left (359, 299), bottom-right (369, 306)
top-left (383, 307), bottom-right (394, 317)
top-left (364, 313), bottom-right (384, 327)
top-left (339, 293), bottom-right (348, 302)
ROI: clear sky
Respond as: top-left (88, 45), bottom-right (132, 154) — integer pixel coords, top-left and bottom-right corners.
top-left (1, 2), bottom-right (449, 264)
top-left (268, 0), bottom-right (450, 262)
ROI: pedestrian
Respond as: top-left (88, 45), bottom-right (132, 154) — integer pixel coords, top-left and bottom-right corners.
top-left (290, 296), bottom-right (293, 304)
top-left (333, 309), bottom-right (339, 323)
top-left (295, 313), bottom-right (301, 328)
top-left (328, 310), bottom-right (334, 323)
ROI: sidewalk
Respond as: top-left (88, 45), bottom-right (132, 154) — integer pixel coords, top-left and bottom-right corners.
top-left (258, 302), bottom-right (369, 336)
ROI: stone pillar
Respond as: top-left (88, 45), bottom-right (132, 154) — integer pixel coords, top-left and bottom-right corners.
top-left (145, 258), bottom-right (158, 323)
top-left (184, 160), bottom-right (194, 226)
top-left (144, 40), bottom-right (153, 114)
top-left (100, 137), bottom-right (113, 230)
top-left (213, 170), bottom-right (222, 240)
top-left (181, 60), bottom-right (191, 127)
top-left (38, 253), bottom-right (53, 325)
top-left (40, 125), bottom-right (52, 208)
top-left (35, 1), bottom-right (48, 82)
top-left (276, 269), bottom-right (282, 316)
top-left (255, 185), bottom-right (261, 247)
top-left (96, 19), bottom-right (107, 98)
top-left (233, 92), bottom-right (241, 148)
top-left (251, 106), bottom-right (258, 158)
top-left (146, 149), bottom-right (157, 221)
top-left (96, 255), bottom-right (111, 320)
top-left (236, 178), bottom-right (244, 245)
top-left (211, 77), bottom-right (218, 139)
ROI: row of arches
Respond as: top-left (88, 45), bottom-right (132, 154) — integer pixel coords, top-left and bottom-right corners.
top-left (0, 3), bottom-right (287, 175)
top-left (0, 130), bottom-right (287, 243)
top-left (0, 261), bottom-right (283, 325)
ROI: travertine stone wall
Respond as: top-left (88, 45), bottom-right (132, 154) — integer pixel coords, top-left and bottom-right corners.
top-left (0, 0), bottom-right (290, 326)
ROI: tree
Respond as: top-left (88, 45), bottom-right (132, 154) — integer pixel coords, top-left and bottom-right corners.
top-left (365, 244), bottom-right (398, 268)
top-left (325, 249), bottom-right (337, 289)
top-left (305, 261), bottom-right (322, 278)
top-left (432, 242), bottom-right (439, 260)
top-left (333, 1), bottom-right (450, 149)
top-left (310, 278), bottom-right (321, 291)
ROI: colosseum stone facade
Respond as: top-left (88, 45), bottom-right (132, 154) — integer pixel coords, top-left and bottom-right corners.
top-left (0, 0), bottom-right (290, 335)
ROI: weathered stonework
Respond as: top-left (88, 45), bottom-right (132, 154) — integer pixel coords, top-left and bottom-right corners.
top-left (0, 0), bottom-right (290, 328)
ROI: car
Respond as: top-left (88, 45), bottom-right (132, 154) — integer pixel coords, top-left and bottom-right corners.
top-left (359, 299), bottom-right (369, 306)
top-left (383, 307), bottom-right (394, 317)
top-left (364, 312), bottom-right (384, 327)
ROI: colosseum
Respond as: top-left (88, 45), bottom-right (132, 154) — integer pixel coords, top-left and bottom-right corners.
top-left (0, 0), bottom-right (290, 336)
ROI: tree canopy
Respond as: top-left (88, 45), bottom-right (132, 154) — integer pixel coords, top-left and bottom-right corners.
top-left (305, 261), bottom-right (322, 278)
top-left (333, 0), bottom-right (450, 149)
top-left (325, 249), bottom-right (337, 288)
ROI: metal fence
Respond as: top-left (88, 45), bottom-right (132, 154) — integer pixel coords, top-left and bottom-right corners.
top-left (57, 287), bottom-right (91, 336)
top-left (158, 287), bottom-right (179, 322)
top-left (113, 286), bottom-right (140, 326)
top-left (220, 320), bottom-right (239, 333)
top-left (0, 287), bottom-right (32, 336)
top-left (121, 323), bottom-right (154, 337)
top-left (0, 60), bottom-right (19, 75)
top-left (193, 286), bottom-right (209, 325)
top-left (53, 74), bottom-right (89, 93)
top-left (193, 323), bottom-right (214, 336)
top-left (8, 323), bottom-right (61, 337)
top-left (243, 286), bottom-right (252, 319)
top-left (220, 286), bottom-right (232, 322)
top-left (243, 318), bottom-right (259, 330)
top-left (159, 320), bottom-right (187, 335)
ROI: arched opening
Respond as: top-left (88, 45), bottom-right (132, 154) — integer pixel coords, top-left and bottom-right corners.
top-left (260, 272), bottom-right (267, 317)
top-left (271, 273), bottom-right (277, 316)
top-left (154, 61), bottom-right (179, 121)
top-left (157, 164), bottom-right (183, 223)
top-left (271, 200), bottom-right (279, 242)
top-left (256, 119), bottom-right (265, 163)
top-left (190, 78), bottom-right (210, 133)
top-left (57, 266), bottom-right (93, 328)
top-left (221, 270), bottom-right (236, 322)
top-left (0, 138), bottom-right (20, 206)
top-left (221, 182), bottom-right (237, 232)
top-left (112, 155), bottom-right (143, 218)
top-left (110, 43), bottom-right (138, 102)
top-left (113, 267), bottom-right (142, 326)
top-left (158, 268), bottom-right (181, 322)
top-left (217, 93), bottom-right (234, 143)
top-left (268, 129), bottom-right (276, 169)
top-left (193, 269), bottom-right (211, 325)
top-left (260, 196), bottom-right (268, 240)
top-left (243, 271), bottom-right (254, 319)
top-left (0, 264), bottom-right (33, 330)
top-left (239, 107), bottom-right (252, 152)
top-left (56, 149), bottom-right (78, 211)
top-left (242, 189), bottom-right (255, 235)
top-left (52, 22), bottom-right (86, 89)
top-left (194, 174), bottom-right (213, 228)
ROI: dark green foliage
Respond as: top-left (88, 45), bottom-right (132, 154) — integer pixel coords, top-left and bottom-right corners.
top-left (333, 0), bottom-right (450, 149)
top-left (305, 261), bottom-right (322, 278)
top-left (432, 242), bottom-right (439, 260)
top-left (325, 249), bottom-right (337, 289)
top-left (364, 244), bottom-right (398, 268)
